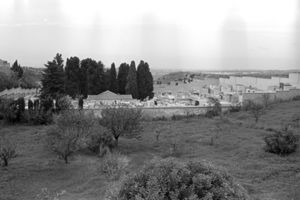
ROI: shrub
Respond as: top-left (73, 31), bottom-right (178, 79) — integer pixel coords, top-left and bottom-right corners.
top-left (55, 95), bottom-right (73, 112)
top-left (230, 105), bottom-right (241, 113)
top-left (0, 99), bottom-right (19, 123)
top-left (264, 130), bottom-right (299, 155)
top-left (28, 109), bottom-right (53, 125)
top-left (100, 152), bottom-right (129, 180)
top-left (106, 158), bottom-right (250, 200)
top-left (47, 110), bottom-right (95, 163)
top-left (291, 114), bottom-right (300, 128)
top-left (87, 128), bottom-right (115, 157)
top-left (262, 93), bottom-right (271, 108)
top-left (292, 95), bottom-right (300, 101)
top-left (206, 97), bottom-right (222, 118)
top-left (78, 97), bottom-right (84, 110)
top-left (0, 136), bottom-right (17, 167)
top-left (28, 99), bottom-right (34, 111)
top-left (40, 96), bottom-right (54, 112)
top-left (100, 107), bottom-right (143, 146)
top-left (249, 102), bottom-right (264, 123)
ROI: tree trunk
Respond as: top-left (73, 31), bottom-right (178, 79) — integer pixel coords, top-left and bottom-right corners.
top-left (3, 158), bottom-right (8, 167)
top-left (64, 156), bottom-right (68, 164)
top-left (114, 137), bottom-right (119, 147)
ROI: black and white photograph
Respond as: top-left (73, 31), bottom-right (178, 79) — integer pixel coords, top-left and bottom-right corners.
top-left (0, 0), bottom-right (299, 199)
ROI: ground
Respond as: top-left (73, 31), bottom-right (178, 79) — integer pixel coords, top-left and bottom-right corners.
top-left (0, 101), bottom-right (300, 200)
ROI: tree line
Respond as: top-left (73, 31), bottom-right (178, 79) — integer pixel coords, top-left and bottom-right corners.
top-left (41, 53), bottom-right (154, 100)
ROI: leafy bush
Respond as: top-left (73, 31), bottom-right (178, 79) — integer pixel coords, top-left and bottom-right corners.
top-left (106, 158), bottom-right (250, 200)
top-left (292, 95), bottom-right (300, 101)
top-left (87, 128), bottom-right (115, 157)
top-left (47, 110), bottom-right (95, 163)
top-left (264, 130), bottom-right (299, 155)
top-left (206, 97), bottom-right (222, 118)
top-left (0, 136), bottom-right (17, 167)
top-left (55, 95), bottom-right (73, 112)
top-left (249, 102), bottom-right (265, 123)
top-left (230, 105), bottom-right (241, 113)
top-left (28, 109), bottom-right (53, 125)
top-left (0, 99), bottom-right (19, 123)
top-left (100, 107), bottom-right (143, 146)
top-left (100, 152), bottom-right (129, 180)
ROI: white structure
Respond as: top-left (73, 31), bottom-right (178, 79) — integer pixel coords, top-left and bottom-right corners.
top-left (220, 72), bottom-right (300, 91)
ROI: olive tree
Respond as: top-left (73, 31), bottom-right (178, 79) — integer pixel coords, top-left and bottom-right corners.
top-left (47, 110), bottom-right (95, 163)
top-left (0, 136), bottom-right (17, 167)
top-left (99, 107), bottom-right (143, 146)
top-left (250, 102), bottom-right (265, 123)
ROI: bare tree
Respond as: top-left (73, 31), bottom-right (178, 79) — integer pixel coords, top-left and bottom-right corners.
top-left (0, 136), bottom-right (17, 167)
top-left (262, 93), bottom-right (271, 108)
top-left (250, 103), bottom-right (265, 123)
top-left (99, 107), bottom-right (143, 146)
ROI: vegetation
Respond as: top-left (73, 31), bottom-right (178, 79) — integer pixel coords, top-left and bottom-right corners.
top-left (11, 60), bottom-right (23, 79)
top-left (0, 97), bottom-right (25, 123)
top-left (47, 111), bottom-right (95, 163)
top-left (249, 102), bottom-right (265, 123)
top-left (87, 127), bottom-right (114, 157)
top-left (100, 107), bottom-right (143, 146)
top-left (137, 60), bottom-right (154, 100)
top-left (100, 152), bottom-right (129, 180)
top-left (264, 129), bottom-right (299, 155)
top-left (107, 158), bottom-right (249, 200)
top-left (0, 136), bottom-right (17, 167)
top-left (205, 97), bottom-right (222, 118)
top-left (125, 61), bottom-right (139, 99)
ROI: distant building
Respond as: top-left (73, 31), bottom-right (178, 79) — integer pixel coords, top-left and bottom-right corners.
top-left (87, 90), bottom-right (134, 105)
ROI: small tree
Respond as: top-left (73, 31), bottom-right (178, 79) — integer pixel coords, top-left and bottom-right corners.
top-left (28, 99), bottom-right (34, 111)
top-left (0, 136), bottom-right (17, 167)
top-left (55, 95), bottom-right (73, 112)
top-left (47, 110), bottom-right (95, 163)
top-left (100, 107), bottom-right (143, 146)
top-left (78, 96), bottom-right (84, 110)
top-left (250, 103), bottom-right (264, 123)
top-left (262, 93), bottom-right (271, 108)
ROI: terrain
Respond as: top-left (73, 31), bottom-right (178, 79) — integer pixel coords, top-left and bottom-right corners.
top-left (0, 101), bottom-right (300, 200)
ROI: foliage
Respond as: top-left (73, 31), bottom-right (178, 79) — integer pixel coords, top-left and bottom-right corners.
top-left (249, 102), bottom-right (265, 123)
top-left (40, 96), bottom-right (54, 112)
top-left (292, 95), bottom-right (300, 101)
top-left (109, 63), bottom-right (118, 93)
top-left (47, 110), bottom-right (95, 163)
top-left (11, 60), bottom-right (23, 79)
top-left (100, 152), bottom-right (129, 180)
top-left (117, 63), bottom-right (129, 94)
top-left (16, 97), bottom-right (25, 122)
top-left (264, 130), bottom-right (299, 155)
top-left (0, 136), bottom-right (17, 167)
top-left (106, 158), bottom-right (250, 200)
top-left (230, 105), bottom-right (241, 113)
top-left (100, 107), bottom-right (143, 146)
top-left (28, 109), bottom-right (53, 125)
top-left (65, 56), bottom-right (80, 98)
top-left (87, 60), bottom-right (106, 95)
top-left (125, 61), bottom-right (139, 99)
top-left (262, 93), bottom-right (271, 108)
top-left (28, 99), bottom-right (34, 111)
top-left (205, 97), bottom-right (222, 118)
top-left (87, 127), bottom-right (114, 157)
top-left (0, 99), bottom-right (19, 123)
top-left (55, 95), bottom-right (73, 112)
top-left (40, 53), bottom-right (65, 99)
top-left (137, 61), bottom-right (154, 100)
top-left (291, 114), bottom-right (300, 128)
top-left (78, 97), bottom-right (84, 110)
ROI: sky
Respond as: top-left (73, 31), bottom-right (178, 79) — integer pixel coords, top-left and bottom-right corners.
top-left (0, 0), bottom-right (299, 70)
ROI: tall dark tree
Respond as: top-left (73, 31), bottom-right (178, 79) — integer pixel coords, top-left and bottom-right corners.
top-left (104, 68), bottom-right (110, 92)
top-left (40, 53), bottom-right (65, 99)
top-left (117, 63), bottom-right (129, 94)
top-left (65, 57), bottom-right (80, 98)
top-left (11, 60), bottom-right (23, 79)
top-left (86, 60), bottom-right (105, 95)
top-left (125, 61), bottom-right (138, 99)
top-left (109, 63), bottom-right (118, 93)
top-left (137, 61), bottom-right (154, 100)
top-left (79, 58), bottom-right (91, 98)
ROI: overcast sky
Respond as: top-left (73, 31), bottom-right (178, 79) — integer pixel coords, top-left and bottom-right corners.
top-left (0, 0), bottom-right (299, 70)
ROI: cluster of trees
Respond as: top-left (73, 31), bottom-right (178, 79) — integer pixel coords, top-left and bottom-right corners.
top-left (41, 53), bottom-right (154, 100)
top-left (0, 60), bottom-right (39, 91)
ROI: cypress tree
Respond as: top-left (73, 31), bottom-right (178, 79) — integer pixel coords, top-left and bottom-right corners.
top-left (40, 53), bottom-right (65, 99)
top-left (109, 63), bottom-right (118, 93)
top-left (11, 60), bottom-right (23, 79)
top-left (125, 61), bottom-right (138, 99)
top-left (65, 56), bottom-right (80, 98)
top-left (117, 63), bottom-right (129, 94)
top-left (79, 58), bottom-right (91, 98)
top-left (137, 61), bottom-right (154, 100)
top-left (86, 60), bottom-right (105, 95)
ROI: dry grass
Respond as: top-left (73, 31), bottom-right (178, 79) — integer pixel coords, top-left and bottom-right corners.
top-left (0, 101), bottom-right (300, 200)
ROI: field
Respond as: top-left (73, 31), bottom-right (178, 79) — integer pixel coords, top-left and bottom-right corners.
top-left (0, 101), bottom-right (300, 200)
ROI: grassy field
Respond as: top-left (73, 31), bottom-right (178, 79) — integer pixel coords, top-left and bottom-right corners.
top-left (0, 101), bottom-right (300, 200)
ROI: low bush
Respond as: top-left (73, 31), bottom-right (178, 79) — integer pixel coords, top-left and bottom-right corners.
top-left (292, 95), bottom-right (300, 101)
top-left (230, 105), bottom-right (241, 113)
top-left (264, 130), bottom-right (299, 155)
top-left (55, 95), bottom-right (73, 112)
top-left (100, 152), bottom-right (129, 180)
top-left (106, 158), bottom-right (250, 200)
top-left (0, 136), bottom-right (17, 167)
top-left (27, 109), bottom-right (53, 125)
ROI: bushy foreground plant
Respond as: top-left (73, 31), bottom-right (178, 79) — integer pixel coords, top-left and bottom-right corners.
top-left (106, 158), bottom-right (250, 200)
top-left (47, 110), bottom-right (95, 163)
top-left (100, 152), bottom-right (129, 180)
top-left (0, 98), bottom-right (25, 123)
top-left (100, 107), bottom-right (143, 146)
top-left (0, 136), bottom-right (17, 167)
top-left (264, 130), bottom-right (299, 155)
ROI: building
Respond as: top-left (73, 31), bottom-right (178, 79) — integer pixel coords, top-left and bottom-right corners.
top-left (86, 90), bottom-right (135, 107)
